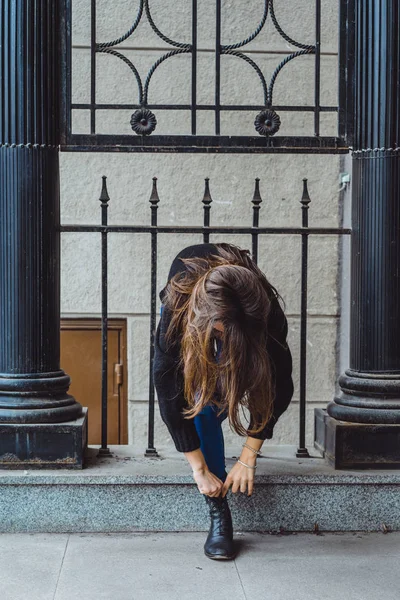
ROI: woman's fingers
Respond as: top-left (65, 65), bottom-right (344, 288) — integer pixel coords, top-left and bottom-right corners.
top-left (204, 482), bottom-right (223, 496)
top-left (217, 463), bottom-right (256, 496)
top-left (210, 478), bottom-right (223, 497)
top-left (206, 487), bottom-right (220, 497)
top-left (200, 475), bottom-right (255, 497)
top-left (221, 475), bottom-right (232, 497)
top-left (231, 479), bottom-right (240, 494)
top-left (194, 468), bottom-right (224, 496)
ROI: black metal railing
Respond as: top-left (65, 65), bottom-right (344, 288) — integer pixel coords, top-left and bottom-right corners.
top-left (60, 177), bottom-right (351, 458)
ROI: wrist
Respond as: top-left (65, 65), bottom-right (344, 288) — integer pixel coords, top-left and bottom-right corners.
top-left (192, 465), bottom-right (207, 474)
top-left (244, 437), bottom-right (263, 453)
top-left (239, 448), bottom-right (258, 464)
top-left (184, 448), bottom-right (207, 474)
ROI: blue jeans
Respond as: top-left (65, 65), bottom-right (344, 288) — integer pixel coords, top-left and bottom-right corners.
top-left (160, 305), bottom-right (228, 481)
top-left (193, 400), bottom-right (228, 482)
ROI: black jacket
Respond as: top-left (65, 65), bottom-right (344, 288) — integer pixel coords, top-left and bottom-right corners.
top-left (153, 243), bottom-right (294, 453)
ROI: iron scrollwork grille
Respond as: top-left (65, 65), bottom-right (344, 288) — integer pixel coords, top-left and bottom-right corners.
top-left (62, 0), bottom-right (354, 153)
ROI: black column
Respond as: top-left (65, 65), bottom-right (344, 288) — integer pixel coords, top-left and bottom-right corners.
top-left (318, 0), bottom-right (400, 468)
top-left (0, 0), bottom-right (87, 467)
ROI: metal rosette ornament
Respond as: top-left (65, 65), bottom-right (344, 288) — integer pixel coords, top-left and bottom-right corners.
top-left (130, 108), bottom-right (157, 136)
top-left (254, 109), bottom-right (281, 137)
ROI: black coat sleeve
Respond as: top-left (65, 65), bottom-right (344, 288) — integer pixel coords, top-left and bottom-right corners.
top-left (153, 304), bottom-right (201, 453)
top-left (247, 294), bottom-right (294, 440)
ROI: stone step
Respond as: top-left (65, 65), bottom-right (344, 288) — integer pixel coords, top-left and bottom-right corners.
top-left (1, 445), bottom-right (399, 533)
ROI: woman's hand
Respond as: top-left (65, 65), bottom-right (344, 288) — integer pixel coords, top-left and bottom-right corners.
top-left (221, 459), bottom-right (256, 497)
top-left (221, 442), bottom-right (260, 497)
top-left (184, 448), bottom-right (223, 496)
top-left (192, 467), bottom-right (224, 497)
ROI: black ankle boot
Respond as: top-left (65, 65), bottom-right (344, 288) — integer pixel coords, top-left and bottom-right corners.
top-left (203, 495), bottom-right (236, 560)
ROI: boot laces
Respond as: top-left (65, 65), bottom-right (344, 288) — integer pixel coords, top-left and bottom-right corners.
top-left (211, 501), bottom-right (231, 536)
top-left (218, 515), bottom-right (231, 536)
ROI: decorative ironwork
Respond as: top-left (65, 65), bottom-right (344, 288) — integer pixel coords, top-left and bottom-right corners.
top-left (95, 0), bottom-right (191, 117)
top-left (254, 109), bottom-right (281, 137)
top-left (130, 108), bottom-right (157, 136)
top-left (63, 0), bottom-right (354, 152)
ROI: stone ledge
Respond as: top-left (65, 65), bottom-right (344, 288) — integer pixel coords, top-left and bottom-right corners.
top-left (1, 445), bottom-right (400, 533)
top-left (1, 444), bottom-right (400, 485)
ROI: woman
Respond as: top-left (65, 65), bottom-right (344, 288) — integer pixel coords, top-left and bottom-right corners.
top-left (153, 242), bottom-right (294, 560)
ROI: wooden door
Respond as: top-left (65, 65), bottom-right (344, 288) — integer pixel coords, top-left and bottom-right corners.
top-left (60, 319), bottom-right (128, 445)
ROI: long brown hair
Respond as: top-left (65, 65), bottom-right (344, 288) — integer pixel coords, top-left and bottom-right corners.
top-left (162, 243), bottom-right (282, 436)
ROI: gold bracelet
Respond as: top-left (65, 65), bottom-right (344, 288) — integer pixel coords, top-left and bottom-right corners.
top-left (242, 442), bottom-right (262, 456)
top-left (237, 459), bottom-right (257, 470)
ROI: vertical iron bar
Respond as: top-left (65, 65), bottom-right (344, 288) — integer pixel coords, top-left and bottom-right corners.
top-left (191, 0), bottom-right (197, 135)
top-left (338, 0), bottom-right (355, 141)
top-left (60, 0), bottom-right (72, 144)
top-left (202, 178), bottom-right (212, 243)
top-left (90, 0), bottom-right (96, 134)
top-left (314, 0), bottom-right (321, 136)
top-left (251, 178), bottom-right (262, 264)
top-left (297, 179), bottom-right (311, 458)
top-left (346, 0), bottom-right (356, 144)
top-left (98, 175), bottom-right (111, 456)
top-left (146, 177), bottom-right (160, 457)
top-left (215, 0), bottom-right (221, 135)
top-left (338, 0), bottom-right (348, 140)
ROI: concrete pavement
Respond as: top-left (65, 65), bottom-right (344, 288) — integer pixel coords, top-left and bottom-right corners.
top-left (0, 531), bottom-right (398, 600)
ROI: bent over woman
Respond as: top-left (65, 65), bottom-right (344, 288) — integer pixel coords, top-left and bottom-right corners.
top-left (153, 242), bottom-right (294, 560)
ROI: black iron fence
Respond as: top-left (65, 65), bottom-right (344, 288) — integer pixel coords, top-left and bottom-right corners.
top-left (60, 177), bottom-right (351, 458)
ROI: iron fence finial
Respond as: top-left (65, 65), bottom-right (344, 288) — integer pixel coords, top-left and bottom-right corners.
top-left (252, 178), bottom-right (262, 206)
top-left (301, 178), bottom-right (311, 207)
top-left (149, 177), bottom-right (160, 206)
top-left (99, 175), bottom-right (110, 206)
top-left (202, 178), bottom-right (213, 206)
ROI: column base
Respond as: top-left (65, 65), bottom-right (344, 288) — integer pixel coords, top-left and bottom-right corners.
top-left (314, 408), bottom-right (400, 469)
top-left (0, 407), bottom-right (88, 469)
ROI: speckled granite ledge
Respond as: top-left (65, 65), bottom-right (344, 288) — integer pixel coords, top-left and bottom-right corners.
top-left (1, 445), bottom-right (399, 533)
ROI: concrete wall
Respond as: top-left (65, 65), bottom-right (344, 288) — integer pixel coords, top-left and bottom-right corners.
top-left (60, 1), bottom-right (349, 451)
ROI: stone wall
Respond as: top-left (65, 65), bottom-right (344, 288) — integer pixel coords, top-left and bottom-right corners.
top-left (60, 1), bottom-right (349, 450)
